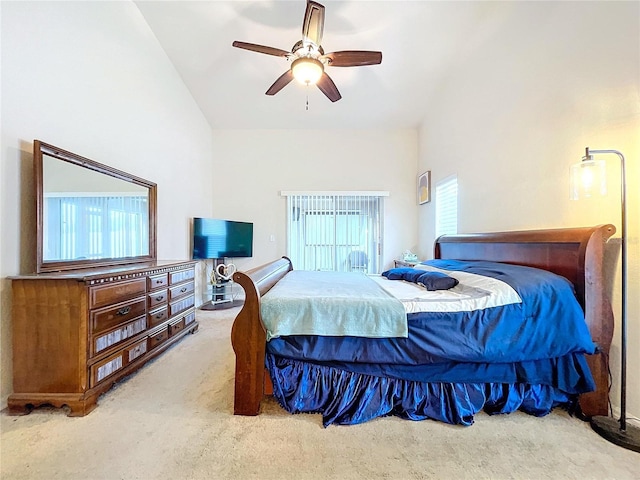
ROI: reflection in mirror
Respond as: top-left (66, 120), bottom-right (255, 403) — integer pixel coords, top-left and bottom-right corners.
top-left (36, 140), bottom-right (157, 273)
top-left (43, 155), bottom-right (150, 261)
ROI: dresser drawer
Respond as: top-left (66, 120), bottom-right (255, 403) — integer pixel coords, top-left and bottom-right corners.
top-left (126, 338), bottom-right (148, 364)
top-left (90, 350), bottom-right (125, 386)
top-left (147, 273), bottom-right (169, 290)
top-left (148, 305), bottom-right (169, 329)
top-left (183, 311), bottom-right (196, 327)
top-left (147, 289), bottom-right (168, 309)
top-left (91, 297), bottom-right (146, 335)
top-left (168, 318), bottom-right (186, 337)
top-left (169, 281), bottom-right (194, 301)
top-left (170, 268), bottom-right (195, 285)
top-left (147, 328), bottom-right (169, 351)
top-left (92, 316), bottom-right (147, 356)
top-left (169, 295), bottom-right (195, 317)
top-left (89, 278), bottom-right (147, 309)
top-left (90, 338), bottom-right (147, 387)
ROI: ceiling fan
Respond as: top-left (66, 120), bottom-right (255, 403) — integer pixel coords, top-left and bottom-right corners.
top-left (232, 0), bottom-right (382, 102)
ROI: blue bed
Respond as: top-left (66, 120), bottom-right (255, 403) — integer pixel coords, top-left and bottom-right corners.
top-left (230, 226), bottom-right (615, 427)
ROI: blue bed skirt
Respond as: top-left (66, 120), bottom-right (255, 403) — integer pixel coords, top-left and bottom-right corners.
top-left (266, 353), bottom-right (591, 427)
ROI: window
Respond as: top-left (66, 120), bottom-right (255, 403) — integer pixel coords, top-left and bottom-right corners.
top-left (435, 176), bottom-right (458, 237)
top-left (283, 192), bottom-right (387, 273)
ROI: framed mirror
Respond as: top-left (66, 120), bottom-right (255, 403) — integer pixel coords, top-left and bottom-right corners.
top-left (35, 140), bottom-right (157, 273)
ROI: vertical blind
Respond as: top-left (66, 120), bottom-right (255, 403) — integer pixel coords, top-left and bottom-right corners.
top-left (435, 176), bottom-right (458, 237)
top-left (44, 194), bottom-right (148, 261)
top-left (282, 191), bottom-right (388, 273)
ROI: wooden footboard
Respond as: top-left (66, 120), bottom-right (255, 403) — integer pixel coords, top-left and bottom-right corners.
top-left (231, 257), bottom-right (292, 415)
top-left (231, 225), bottom-right (615, 418)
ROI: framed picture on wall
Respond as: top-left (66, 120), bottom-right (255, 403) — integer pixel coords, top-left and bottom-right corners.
top-left (418, 171), bottom-right (431, 204)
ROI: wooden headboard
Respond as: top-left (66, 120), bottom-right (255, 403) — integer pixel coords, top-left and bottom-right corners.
top-left (434, 224), bottom-right (616, 416)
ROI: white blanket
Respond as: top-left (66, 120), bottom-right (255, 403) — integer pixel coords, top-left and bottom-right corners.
top-left (369, 265), bottom-right (521, 314)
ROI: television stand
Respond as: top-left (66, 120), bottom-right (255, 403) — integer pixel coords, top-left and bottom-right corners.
top-left (201, 281), bottom-right (243, 310)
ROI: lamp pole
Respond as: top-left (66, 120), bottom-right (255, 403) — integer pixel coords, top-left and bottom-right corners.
top-left (581, 148), bottom-right (639, 452)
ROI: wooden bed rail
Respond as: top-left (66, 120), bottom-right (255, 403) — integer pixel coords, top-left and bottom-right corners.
top-left (231, 257), bottom-right (293, 415)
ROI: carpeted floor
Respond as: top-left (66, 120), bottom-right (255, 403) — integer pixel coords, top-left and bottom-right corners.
top-left (1, 307), bottom-right (639, 480)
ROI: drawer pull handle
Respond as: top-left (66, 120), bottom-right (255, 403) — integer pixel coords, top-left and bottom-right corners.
top-left (155, 295), bottom-right (165, 301)
top-left (180, 287), bottom-right (187, 293)
top-left (155, 313), bottom-right (165, 319)
top-left (155, 279), bottom-right (163, 284)
top-left (117, 306), bottom-right (131, 316)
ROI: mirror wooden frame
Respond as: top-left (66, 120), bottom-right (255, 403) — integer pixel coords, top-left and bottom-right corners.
top-left (35, 140), bottom-right (157, 273)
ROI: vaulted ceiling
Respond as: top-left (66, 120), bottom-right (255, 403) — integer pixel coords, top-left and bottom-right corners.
top-left (135, 1), bottom-right (535, 130)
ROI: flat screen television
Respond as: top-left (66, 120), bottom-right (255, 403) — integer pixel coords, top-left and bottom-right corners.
top-left (192, 217), bottom-right (253, 259)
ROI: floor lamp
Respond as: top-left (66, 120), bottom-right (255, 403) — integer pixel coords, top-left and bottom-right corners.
top-left (571, 147), bottom-right (640, 452)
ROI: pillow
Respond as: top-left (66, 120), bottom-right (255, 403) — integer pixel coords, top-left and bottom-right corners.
top-left (381, 267), bottom-right (457, 290)
top-left (381, 267), bottom-right (416, 280)
top-left (402, 269), bottom-right (427, 283)
top-left (416, 271), bottom-right (459, 291)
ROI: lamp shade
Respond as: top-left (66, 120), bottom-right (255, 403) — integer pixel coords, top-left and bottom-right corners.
top-left (291, 57), bottom-right (324, 85)
top-left (570, 158), bottom-right (607, 200)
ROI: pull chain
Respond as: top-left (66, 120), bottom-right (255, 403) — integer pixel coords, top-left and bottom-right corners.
top-left (304, 83), bottom-right (311, 111)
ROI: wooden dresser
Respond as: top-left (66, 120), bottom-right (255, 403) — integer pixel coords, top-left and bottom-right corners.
top-left (8, 260), bottom-right (198, 416)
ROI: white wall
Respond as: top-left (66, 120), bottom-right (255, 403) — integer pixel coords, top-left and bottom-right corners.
top-left (0, 2), bottom-right (214, 408)
top-left (417, 1), bottom-right (640, 423)
top-left (211, 129), bottom-right (418, 273)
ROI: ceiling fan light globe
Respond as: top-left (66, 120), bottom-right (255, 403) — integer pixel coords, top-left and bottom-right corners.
top-left (291, 57), bottom-right (324, 85)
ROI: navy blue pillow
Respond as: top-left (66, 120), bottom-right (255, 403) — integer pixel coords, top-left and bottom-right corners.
top-left (416, 271), bottom-right (459, 291)
top-left (403, 269), bottom-right (427, 283)
top-left (381, 267), bottom-right (416, 280)
top-left (382, 268), bottom-right (459, 291)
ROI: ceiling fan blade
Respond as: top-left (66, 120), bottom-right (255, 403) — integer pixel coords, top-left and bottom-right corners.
top-left (322, 51), bottom-right (383, 67)
top-left (232, 41), bottom-right (290, 58)
top-left (302, 1), bottom-right (325, 46)
top-left (316, 72), bottom-right (341, 102)
top-left (266, 70), bottom-right (294, 96)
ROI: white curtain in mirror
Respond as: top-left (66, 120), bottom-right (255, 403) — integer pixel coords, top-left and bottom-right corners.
top-left (44, 194), bottom-right (149, 261)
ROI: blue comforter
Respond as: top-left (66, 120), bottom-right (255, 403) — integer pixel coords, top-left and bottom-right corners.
top-left (265, 260), bottom-right (596, 426)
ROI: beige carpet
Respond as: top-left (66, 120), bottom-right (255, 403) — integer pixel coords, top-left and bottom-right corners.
top-left (2, 307), bottom-right (639, 480)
